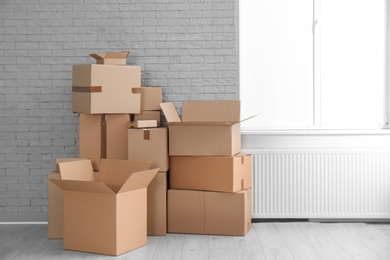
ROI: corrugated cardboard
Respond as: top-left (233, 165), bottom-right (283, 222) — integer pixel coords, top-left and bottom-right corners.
top-left (170, 154), bottom-right (252, 193)
top-left (89, 51), bottom-right (129, 65)
top-left (160, 101), bottom-right (242, 156)
top-left (127, 120), bottom-right (158, 129)
top-left (167, 189), bottom-right (251, 236)
top-left (72, 64), bottom-right (141, 114)
top-left (51, 159), bottom-right (158, 256)
top-left (47, 158), bottom-right (95, 239)
top-left (147, 171), bottom-right (167, 236)
top-left (133, 110), bottom-right (161, 126)
top-left (127, 127), bottom-right (169, 171)
top-left (80, 114), bottom-right (129, 170)
top-left (132, 87), bottom-right (162, 111)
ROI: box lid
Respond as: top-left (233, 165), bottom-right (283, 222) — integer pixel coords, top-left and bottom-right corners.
top-left (89, 51), bottom-right (129, 65)
top-left (182, 100), bottom-right (240, 123)
top-left (50, 180), bottom-right (115, 194)
top-left (58, 160), bottom-right (95, 181)
top-left (160, 102), bottom-right (181, 123)
top-left (119, 168), bottom-right (159, 193)
top-left (54, 157), bottom-right (88, 172)
top-left (98, 159), bottom-right (151, 193)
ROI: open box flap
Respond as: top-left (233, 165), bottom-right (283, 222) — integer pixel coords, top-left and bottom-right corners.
top-left (182, 100), bottom-right (240, 123)
top-left (54, 157), bottom-right (88, 172)
top-left (98, 159), bottom-right (151, 193)
top-left (58, 160), bottom-right (95, 181)
top-left (51, 180), bottom-right (114, 194)
top-left (119, 168), bottom-right (159, 193)
top-left (89, 51), bottom-right (129, 60)
top-left (160, 102), bottom-right (181, 123)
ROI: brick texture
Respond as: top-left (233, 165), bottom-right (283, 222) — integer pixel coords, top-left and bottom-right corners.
top-left (0, 0), bottom-right (238, 221)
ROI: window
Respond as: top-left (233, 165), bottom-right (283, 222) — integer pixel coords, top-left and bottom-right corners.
top-left (239, 0), bottom-right (389, 130)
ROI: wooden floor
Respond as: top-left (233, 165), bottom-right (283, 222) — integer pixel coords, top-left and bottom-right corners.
top-left (1, 222), bottom-right (390, 260)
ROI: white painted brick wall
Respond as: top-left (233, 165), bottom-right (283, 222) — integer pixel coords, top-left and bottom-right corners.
top-left (0, 0), bottom-right (238, 221)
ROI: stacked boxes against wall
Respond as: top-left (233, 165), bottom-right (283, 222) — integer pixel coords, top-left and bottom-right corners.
top-left (160, 101), bottom-right (253, 236)
top-left (47, 52), bottom-right (168, 256)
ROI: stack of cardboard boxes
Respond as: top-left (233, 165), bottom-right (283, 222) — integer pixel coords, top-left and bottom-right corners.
top-left (160, 101), bottom-right (253, 236)
top-left (47, 52), bottom-right (168, 256)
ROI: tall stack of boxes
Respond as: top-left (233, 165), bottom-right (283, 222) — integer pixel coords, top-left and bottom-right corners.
top-left (160, 101), bottom-right (253, 236)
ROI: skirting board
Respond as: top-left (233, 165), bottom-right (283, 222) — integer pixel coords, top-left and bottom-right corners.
top-left (0, 213), bottom-right (47, 222)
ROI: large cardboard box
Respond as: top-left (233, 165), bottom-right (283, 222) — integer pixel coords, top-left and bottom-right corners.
top-left (72, 61), bottom-right (141, 114)
top-left (133, 110), bottom-right (161, 126)
top-left (147, 171), bottom-right (167, 236)
top-left (47, 158), bottom-right (94, 239)
top-left (160, 101), bottom-right (242, 156)
top-left (170, 154), bottom-right (252, 193)
top-left (80, 114), bottom-right (129, 170)
top-left (51, 159), bottom-right (157, 256)
top-left (167, 189), bottom-right (251, 236)
top-left (128, 127), bottom-right (169, 171)
top-left (132, 87), bottom-right (162, 111)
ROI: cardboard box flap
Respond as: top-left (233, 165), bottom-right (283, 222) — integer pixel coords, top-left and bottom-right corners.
top-left (54, 157), bottom-right (88, 172)
top-left (50, 179), bottom-right (114, 194)
top-left (160, 102), bottom-right (181, 123)
top-left (98, 159), bottom-right (151, 192)
top-left (119, 168), bottom-right (159, 193)
top-left (182, 100), bottom-right (240, 123)
top-left (58, 160), bottom-right (95, 181)
top-left (89, 51), bottom-right (129, 61)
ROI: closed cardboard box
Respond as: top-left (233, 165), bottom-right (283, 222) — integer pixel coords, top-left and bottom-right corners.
top-left (160, 101), bottom-right (242, 156)
top-left (147, 171), bottom-right (167, 236)
top-left (72, 64), bottom-right (141, 114)
top-left (132, 87), bottom-right (162, 111)
top-left (51, 159), bottom-right (157, 256)
top-left (170, 154), bottom-right (252, 193)
top-left (80, 114), bottom-right (129, 170)
top-left (168, 189), bottom-right (251, 236)
top-left (128, 127), bottom-right (169, 171)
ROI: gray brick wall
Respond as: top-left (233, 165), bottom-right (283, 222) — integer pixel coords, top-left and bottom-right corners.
top-left (0, 0), bottom-right (238, 221)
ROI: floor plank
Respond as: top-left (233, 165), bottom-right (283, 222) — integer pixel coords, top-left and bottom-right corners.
top-left (234, 228), bottom-right (266, 260)
top-left (208, 235), bottom-right (237, 260)
top-left (151, 233), bottom-right (184, 260)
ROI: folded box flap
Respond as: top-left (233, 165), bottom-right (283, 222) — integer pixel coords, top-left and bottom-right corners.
top-left (58, 160), bottom-right (95, 181)
top-left (160, 102), bottom-right (181, 123)
top-left (98, 159), bottom-right (152, 193)
top-left (182, 100), bottom-right (240, 123)
top-left (54, 157), bottom-right (89, 172)
top-left (89, 53), bottom-right (105, 60)
top-left (50, 179), bottom-right (114, 194)
top-left (119, 168), bottom-right (159, 193)
top-left (89, 51), bottom-right (129, 60)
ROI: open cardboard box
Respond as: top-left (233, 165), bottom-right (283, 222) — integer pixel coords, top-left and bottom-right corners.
top-left (160, 100), bottom-right (246, 156)
top-left (72, 52), bottom-right (141, 114)
top-left (170, 154), bottom-right (252, 193)
top-left (51, 159), bottom-right (159, 256)
top-left (89, 51), bottom-right (129, 65)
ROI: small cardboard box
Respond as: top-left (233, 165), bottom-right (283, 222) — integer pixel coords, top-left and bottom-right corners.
top-left (47, 158), bottom-right (94, 239)
top-left (147, 171), bottom-right (167, 236)
top-left (89, 51), bottom-right (129, 65)
top-left (170, 154), bottom-right (252, 193)
top-left (160, 101), bottom-right (242, 156)
top-left (127, 120), bottom-right (158, 129)
top-left (128, 127), bottom-right (169, 171)
top-left (168, 189), bottom-right (251, 236)
top-left (132, 87), bottom-right (162, 111)
top-left (133, 110), bottom-right (161, 126)
top-left (51, 159), bottom-right (158, 256)
top-left (80, 114), bottom-right (129, 170)
top-left (72, 59), bottom-right (141, 114)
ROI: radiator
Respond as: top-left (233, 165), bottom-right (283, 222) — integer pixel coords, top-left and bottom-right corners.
top-left (244, 149), bottom-right (390, 219)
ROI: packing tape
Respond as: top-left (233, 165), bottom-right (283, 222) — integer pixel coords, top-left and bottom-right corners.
top-left (72, 86), bottom-right (102, 93)
top-left (143, 129), bottom-right (150, 140)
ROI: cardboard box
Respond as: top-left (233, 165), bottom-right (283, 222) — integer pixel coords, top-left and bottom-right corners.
top-left (167, 189), bottom-right (251, 236)
top-left (170, 154), bottom-right (252, 193)
top-left (160, 101), bottom-right (242, 156)
top-left (147, 171), bottom-right (167, 236)
top-left (89, 51), bottom-right (129, 65)
top-left (132, 87), bottom-right (162, 111)
top-left (133, 110), bottom-right (161, 126)
top-left (128, 127), bottom-right (169, 171)
top-left (72, 63), bottom-right (141, 114)
top-left (51, 159), bottom-right (157, 256)
top-left (127, 120), bottom-right (158, 129)
top-left (80, 114), bottom-right (129, 170)
top-left (47, 158), bottom-right (94, 239)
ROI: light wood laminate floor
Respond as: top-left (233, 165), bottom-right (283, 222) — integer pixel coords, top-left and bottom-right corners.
top-left (1, 222), bottom-right (390, 260)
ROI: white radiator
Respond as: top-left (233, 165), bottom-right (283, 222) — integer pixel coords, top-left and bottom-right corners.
top-left (245, 149), bottom-right (390, 219)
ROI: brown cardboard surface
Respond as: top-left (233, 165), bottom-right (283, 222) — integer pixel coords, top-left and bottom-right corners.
top-left (182, 100), bottom-right (240, 123)
top-left (132, 87), bottom-right (162, 111)
top-left (170, 154), bottom-right (252, 192)
top-left (167, 189), bottom-right (251, 236)
top-left (147, 171), bottom-right (167, 236)
top-left (54, 158), bottom-right (88, 172)
top-left (133, 110), bottom-right (161, 126)
top-left (58, 160), bottom-right (94, 181)
top-left (79, 114), bottom-right (129, 170)
top-left (128, 127), bottom-right (169, 171)
top-left (89, 51), bottom-right (129, 65)
top-left (128, 120), bottom-right (158, 128)
top-left (72, 64), bottom-right (140, 114)
top-left (52, 159), bottom-right (159, 256)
